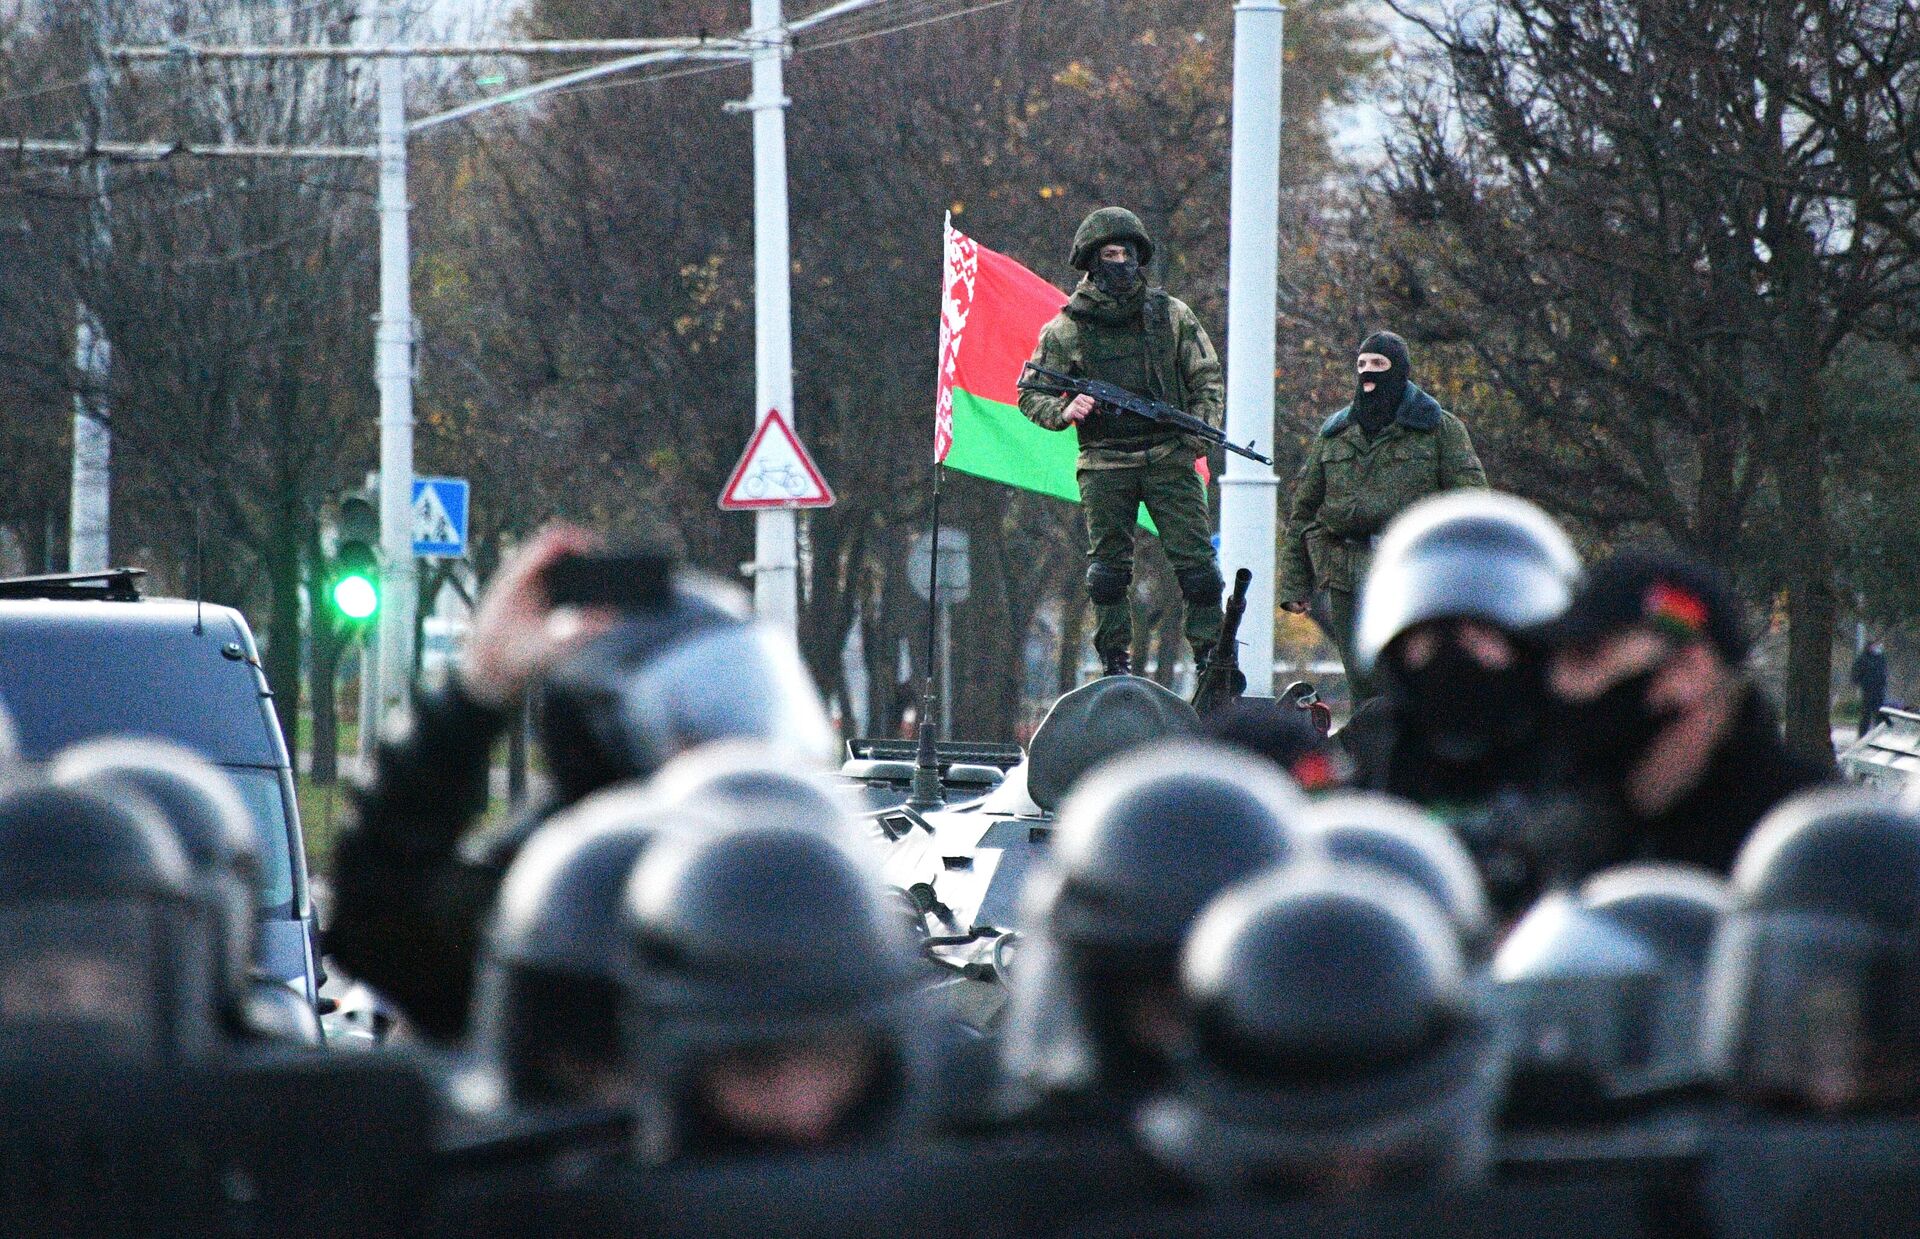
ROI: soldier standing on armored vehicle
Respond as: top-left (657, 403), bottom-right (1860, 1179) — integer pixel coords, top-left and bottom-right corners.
top-left (1019, 207), bottom-right (1227, 679)
top-left (1280, 332), bottom-right (1486, 699)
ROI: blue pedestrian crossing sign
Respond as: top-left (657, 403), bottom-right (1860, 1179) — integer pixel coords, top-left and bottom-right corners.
top-left (411, 477), bottom-right (469, 559)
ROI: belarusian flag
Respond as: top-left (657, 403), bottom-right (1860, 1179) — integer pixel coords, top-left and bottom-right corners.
top-left (934, 215), bottom-right (1077, 498)
top-left (934, 216), bottom-right (1208, 507)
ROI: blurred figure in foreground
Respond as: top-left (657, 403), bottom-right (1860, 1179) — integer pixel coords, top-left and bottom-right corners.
top-left (328, 527), bottom-right (833, 1040)
top-left (1702, 789), bottom-right (1920, 1114)
top-left (1000, 742), bottom-right (1306, 1124)
top-left (51, 738), bottom-right (317, 1045)
top-left (1545, 551), bottom-right (1827, 875)
top-left (0, 781), bottom-right (220, 1064)
top-left (623, 821), bottom-right (928, 1162)
top-left (1137, 863), bottom-right (1502, 1198)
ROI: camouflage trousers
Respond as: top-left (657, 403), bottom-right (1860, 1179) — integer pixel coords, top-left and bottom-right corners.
top-left (1079, 454), bottom-right (1222, 663)
top-left (1325, 586), bottom-right (1376, 701)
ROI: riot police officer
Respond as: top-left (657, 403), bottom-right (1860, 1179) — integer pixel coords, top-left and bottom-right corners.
top-left (1701, 789), bottom-right (1920, 1113)
top-left (45, 738), bottom-right (316, 1044)
top-left (1303, 790), bottom-right (1494, 953)
top-left (468, 785), bottom-right (723, 1113)
top-left (1019, 207), bottom-right (1227, 677)
top-left (1136, 863), bottom-right (1501, 1197)
top-left (329, 526), bottom-right (835, 1041)
top-left (1495, 864), bottom-right (1728, 1122)
top-left (622, 821), bottom-right (928, 1162)
top-left (1335, 491), bottom-right (1583, 910)
top-left (1000, 742), bottom-right (1307, 1119)
top-left (0, 781), bottom-right (220, 1064)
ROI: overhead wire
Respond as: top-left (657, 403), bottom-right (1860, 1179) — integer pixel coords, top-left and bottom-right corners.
top-left (526, 0), bottom-right (1025, 106)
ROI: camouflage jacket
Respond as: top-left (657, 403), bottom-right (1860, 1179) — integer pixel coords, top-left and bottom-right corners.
top-left (1279, 384), bottom-right (1487, 597)
top-left (1018, 285), bottom-right (1225, 472)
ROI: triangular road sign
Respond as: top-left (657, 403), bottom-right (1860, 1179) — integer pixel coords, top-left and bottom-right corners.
top-left (719, 409), bottom-right (836, 510)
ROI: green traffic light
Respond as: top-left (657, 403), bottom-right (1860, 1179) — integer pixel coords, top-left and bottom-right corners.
top-left (332, 573), bottom-right (379, 620)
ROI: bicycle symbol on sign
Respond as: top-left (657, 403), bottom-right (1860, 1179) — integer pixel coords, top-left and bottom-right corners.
top-left (743, 462), bottom-right (809, 500)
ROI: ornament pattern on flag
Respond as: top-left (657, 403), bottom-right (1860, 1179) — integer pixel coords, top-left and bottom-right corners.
top-left (934, 216), bottom-right (979, 464)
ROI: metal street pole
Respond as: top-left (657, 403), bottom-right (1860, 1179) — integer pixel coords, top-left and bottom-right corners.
top-left (374, 0), bottom-right (418, 720)
top-left (1219, 0), bottom-right (1285, 697)
top-left (739, 0), bottom-right (799, 630)
top-left (69, 0), bottom-right (114, 573)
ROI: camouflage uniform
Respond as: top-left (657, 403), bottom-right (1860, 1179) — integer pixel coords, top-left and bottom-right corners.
top-left (1019, 208), bottom-right (1226, 670)
top-left (1278, 386), bottom-right (1486, 697)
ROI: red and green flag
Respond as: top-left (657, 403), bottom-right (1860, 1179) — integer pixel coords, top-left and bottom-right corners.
top-left (934, 216), bottom-right (1207, 507)
top-left (934, 215), bottom-right (1078, 498)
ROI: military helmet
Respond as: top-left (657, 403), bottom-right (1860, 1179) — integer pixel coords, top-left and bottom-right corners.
top-left (539, 568), bottom-right (834, 803)
top-left (475, 785), bottom-right (719, 1106)
top-left (1355, 491), bottom-right (1581, 674)
top-left (1070, 206), bottom-right (1155, 271)
top-left (623, 822), bottom-right (925, 1161)
top-left (1303, 792), bottom-right (1492, 951)
top-left (49, 739), bottom-right (262, 1011)
top-left (1702, 788), bottom-right (1920, 1111)
top-left (0, 781), bottom-right (217, 1064)
top-left (1137, 864), bottom-right (1499, 1194)
top-left (1042, 740), bottom-right (1306, 954)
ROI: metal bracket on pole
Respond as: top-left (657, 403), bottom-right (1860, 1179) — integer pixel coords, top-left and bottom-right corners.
top-left (722, 96), bottom-right (791, 113)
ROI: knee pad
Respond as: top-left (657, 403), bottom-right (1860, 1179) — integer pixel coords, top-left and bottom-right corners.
top-left (1086, 562), bottom-right (1132, 606)
top-left (1177, 564), bottom-right (1225, 607)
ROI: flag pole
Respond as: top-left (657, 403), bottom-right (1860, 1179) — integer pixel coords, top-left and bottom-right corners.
top-left (907, 462), bottom-right (947, 810)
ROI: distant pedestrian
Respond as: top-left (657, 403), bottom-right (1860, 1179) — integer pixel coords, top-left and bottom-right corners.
top-left (1853, 639), bottom-right (1889, 737)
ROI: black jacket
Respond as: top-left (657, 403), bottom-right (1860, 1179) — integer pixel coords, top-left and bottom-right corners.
top-left (326, 683), bottom-right (552, 1041)
top-left (1609, 687), bottom-right (1829, 875)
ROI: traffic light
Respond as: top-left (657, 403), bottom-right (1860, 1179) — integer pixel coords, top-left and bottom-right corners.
top-left (328, 492), bottom-right (381, 631)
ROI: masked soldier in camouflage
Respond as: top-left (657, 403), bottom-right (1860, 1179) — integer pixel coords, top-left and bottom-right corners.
top-left (1020, 208), bottom-right (1227, 678)
top-left (1280, 331), bottom-right (1487, 698)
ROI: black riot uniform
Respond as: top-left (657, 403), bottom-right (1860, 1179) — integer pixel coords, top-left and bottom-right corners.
top-left (0, 781), bottom-right (221, 1064)
top-left (1334, 490), bottom-right (1584, 912)
top-left (622, 820), bottom-right (928, 1164)
top-left (327, 568), bottom-right (833, 1041)
top-left (1494, 864), bottom-right (1729, 1123)
top-left (1135, 863), bottom-right (1501, 1198)
top-left (46, 738), bottom-right (320, 1044)
top-left (1701, 789), bottom-right (1920, 1113)
top-left (1301, 790), bottom-right (1494, 954)
top-left (468, 786), bottom-right (723, 1113)
top-left (1000, 741), bottom-right (1306, 1121)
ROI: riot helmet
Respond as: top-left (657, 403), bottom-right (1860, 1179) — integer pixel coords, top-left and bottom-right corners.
top-left (49, 739), bottom-right (262, 1018)
top-left (0, 781), bottom-right (217, 1065)
top-left (623, 822), bottom-right (925, 1162)
top-left (1002, 742), bottom-right (1307, 1105)
top-left (1494, 888), bottom-right (1667, 1118)
top-left (475, 784), bottom-right (718, 1108)
top-left (1303, 792), bottom-right (1493, 952)
top-left (644, 739), bottom-right (855, 836)
top-left (1137, 864), bottom-right (1499, 1196)
top-left (1702, 789), bottom-right (1920, 1112)
top-left (1358, 491), bottom-right (1580, 785)
top-left (538, 568), bottom-right (835, 802)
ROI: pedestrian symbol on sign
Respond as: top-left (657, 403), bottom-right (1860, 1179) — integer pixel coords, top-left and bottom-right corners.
top-left (411, 477), bottom-right (470, 558)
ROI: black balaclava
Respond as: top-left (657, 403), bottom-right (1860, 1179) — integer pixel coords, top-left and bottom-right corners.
top-left (1090, 240), bottom-right (1143, 299)
top-left (1384, 629), bottom-right (1550, 801)
top-left (1353, 331), bottom-right (1412, 437)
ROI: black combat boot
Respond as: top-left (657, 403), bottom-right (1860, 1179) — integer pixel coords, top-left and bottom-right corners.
top-left (1102, 650), bottom-right (1132, 678)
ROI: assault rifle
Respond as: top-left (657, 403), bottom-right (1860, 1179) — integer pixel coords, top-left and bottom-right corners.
top-left (1192, 568), bottom-right (1252, 715)
top-left (1016, 363), bottom-right (1274, 465)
